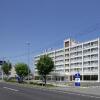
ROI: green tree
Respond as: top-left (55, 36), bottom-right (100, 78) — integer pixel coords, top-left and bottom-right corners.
top-left (36, 55), bottom-right (54, 85)
top-left (15, 63), bottom-right (30, 83)
top-left (1, 61), bottom-right (12, 77)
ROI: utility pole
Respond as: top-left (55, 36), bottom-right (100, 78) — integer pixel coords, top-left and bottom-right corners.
top-left (1, 67), bottom-right (3, 81)
top-left (1, 57), bottom-right (5, 81)
top-left (26, 42), bottom-right (30, 84)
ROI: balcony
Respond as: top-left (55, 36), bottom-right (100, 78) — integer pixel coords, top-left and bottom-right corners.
top-left (70, 63), bottom-right (82, 68)
top-left (70, 45), bottom-right (82, 52)
top-left (83, 49), bottom-right (90, 55)
top-left (70, 52), bottom-right (82, 58)
top-left (83, 58), bottom-right (91, 62)
top-left (55, 56), bottom-right (64, 61)
top-left (55, 50), bottom-right (64, 56)
top-left (83, 55), bottom-right (91, 61)
top-left (91, 41), bottom-right (98, 47)
top-left (83, 43), bottom-right (91, 49)
top-left (55, 62), bottom-right (64, 66)
top-left (91, 48), bottom-right (98, 54)
top-left (91, 63), bottom-right (98, 66)
top-left (83, 61), bottom-right (91, 67)
top-left (83, 67), bottom-right (98, 73)
top-left (65, 61), bottom-right (69, 64)
top-left (70, 70), bottom-right (82, 74)
top-left (91, 57), bottom-right (98, 61)
top-left (83, 69), bottom-right (98, 74)
top-left (56, 67), bottom-right (65, 70)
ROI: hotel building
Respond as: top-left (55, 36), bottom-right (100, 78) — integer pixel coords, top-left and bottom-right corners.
top-left (34, 38), bottom-right (100, 82)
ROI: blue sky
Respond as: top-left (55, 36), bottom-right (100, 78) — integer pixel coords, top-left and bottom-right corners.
top-left (0, 0), bottom-right (100, 71)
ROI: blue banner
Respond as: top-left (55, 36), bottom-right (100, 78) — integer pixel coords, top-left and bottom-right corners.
top-left (74, 73), bottom-right (80, 86)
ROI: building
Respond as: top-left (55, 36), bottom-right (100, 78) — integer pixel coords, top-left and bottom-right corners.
top-left (0, 61), bottom-right (17, 79)
top-left (34, 38), bottom-right (100, 82)
top-left (0, 60), bottom-right (6, 79)
top-left (9, 66), bottom-right (16, 78)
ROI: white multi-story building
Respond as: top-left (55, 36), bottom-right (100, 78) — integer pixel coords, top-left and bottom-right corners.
top-left (34, 38), bottom-right (100, 82)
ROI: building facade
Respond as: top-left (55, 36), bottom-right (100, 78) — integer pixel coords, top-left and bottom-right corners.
top-left (0, 61), bottom-right (6, 79)
top-left (9, 66), bottom-right (16, 78)
top-left (34, 38), bottom-right (100, 82)
top-left (0, 61), bottom-right (16, 79)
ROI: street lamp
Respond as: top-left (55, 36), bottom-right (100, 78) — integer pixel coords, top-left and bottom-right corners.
top-left (26, 42), bottom-right (30, 84)
top-left (1, 67), bottom-right (4, 81)
top-left (1, 57), bottom-right (5, 81)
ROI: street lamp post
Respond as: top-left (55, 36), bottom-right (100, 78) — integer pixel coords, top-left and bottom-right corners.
top-left (2, 57), bottom-right (5, 81)
top-left (2, 69), bottom-right (3, 81)
top-left (27, 42), bottom-right (30, 84)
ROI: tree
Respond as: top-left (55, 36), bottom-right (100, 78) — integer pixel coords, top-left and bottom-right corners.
top-left (15, 63), bottom-right (30, 83)
top-left (36, 55), bottom-right (54, 85)
top-left (1, 61), bottom-right (12, 77)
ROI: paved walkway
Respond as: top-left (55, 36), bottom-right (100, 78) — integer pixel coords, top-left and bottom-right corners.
top-left (53, 86), bottom-right (100, 96)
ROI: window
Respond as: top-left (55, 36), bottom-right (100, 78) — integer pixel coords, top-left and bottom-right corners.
top-left (83, 75), bottom-right (98, 80)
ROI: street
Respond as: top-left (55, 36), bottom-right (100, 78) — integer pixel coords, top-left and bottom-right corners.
top-left (0, 82), bottom-right (100, 100)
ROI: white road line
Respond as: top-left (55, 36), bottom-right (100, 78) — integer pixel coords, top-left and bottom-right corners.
top-left (3, 87), bottom-right (19, 92)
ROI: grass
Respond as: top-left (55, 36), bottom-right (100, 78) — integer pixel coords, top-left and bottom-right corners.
top-left (3, 79), bottom-right (55, 89)
top-left (29, 81), bottom-right (54, 87)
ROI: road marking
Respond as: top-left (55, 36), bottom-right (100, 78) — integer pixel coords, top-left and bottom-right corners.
top-left (3, 87), bottom-right (19, 92)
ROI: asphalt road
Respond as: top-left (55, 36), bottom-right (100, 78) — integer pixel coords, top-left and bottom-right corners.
top-left (0, 82), bottom-right (100, 100)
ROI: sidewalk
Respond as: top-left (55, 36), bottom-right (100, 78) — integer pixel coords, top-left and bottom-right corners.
top-left (53, 85), bottom-right (100, 96)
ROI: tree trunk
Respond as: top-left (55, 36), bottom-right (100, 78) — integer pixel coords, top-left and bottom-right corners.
top-left (18, 76), bottom-right (23, 83)
top-left (44, 75), bottom-right (46, 86)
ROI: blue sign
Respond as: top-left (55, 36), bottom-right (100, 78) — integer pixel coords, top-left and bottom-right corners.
top-left (74, 73), bottom-right (80, 86)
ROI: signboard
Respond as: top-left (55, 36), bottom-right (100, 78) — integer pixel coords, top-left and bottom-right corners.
top-left (74, 73), bottom-right (80, 86)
